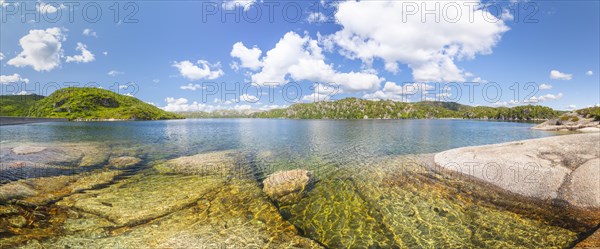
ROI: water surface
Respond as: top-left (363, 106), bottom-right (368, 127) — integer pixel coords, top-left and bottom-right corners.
top-left (1, 119), bottom-right (553, 163)
top-left (4, 119), bottom-right (583, 248)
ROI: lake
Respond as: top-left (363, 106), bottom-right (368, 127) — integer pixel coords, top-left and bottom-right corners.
top-left (1, 119), bottom-right (587, 248)
top-left (1, 118), bottom-right (552, 161)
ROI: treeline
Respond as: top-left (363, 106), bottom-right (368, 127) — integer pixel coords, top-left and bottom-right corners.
top-left (576, 107), bottom-right (600, 121)
top-left (252, 98), bottom-right (562, 120)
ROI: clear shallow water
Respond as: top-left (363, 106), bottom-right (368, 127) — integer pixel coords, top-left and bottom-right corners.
top-left (4, 119), bottom-right (587, 248)
top-left (1, 119), bottom-right (555, 182)
top-left (1, 119), bottom-right (552, 161)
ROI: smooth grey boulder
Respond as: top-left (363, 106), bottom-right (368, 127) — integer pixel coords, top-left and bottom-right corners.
top-left (434, 133), bottom-right (600, 209)
top-left (263, 169), bottom-right (316, 205)
top-left (563, 158), bottom-right (600, 208)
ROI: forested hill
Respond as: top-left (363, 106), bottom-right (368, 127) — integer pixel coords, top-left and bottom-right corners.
top-left (1, 87), bottom-right (182, 121)
top-left (250, 98), bottom-right (561, 120)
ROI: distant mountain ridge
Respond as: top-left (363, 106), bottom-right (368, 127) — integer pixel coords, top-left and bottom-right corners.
top-left (2, 91), bottom-right (568, 121)
top-left (181, 98), bottom-right (562, 121)
top-left (1, 87), bottom-right (182, 121)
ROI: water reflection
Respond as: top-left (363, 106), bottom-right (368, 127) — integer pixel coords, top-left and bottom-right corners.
top-left (1, 119), bottom-right (554, 160)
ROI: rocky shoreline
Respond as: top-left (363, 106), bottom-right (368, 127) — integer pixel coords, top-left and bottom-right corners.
top-left (434, 134), bottom-right (600, 209)
top-left (0, 133), bottom-right (599, 248)
top-left (533, 111), bottom-right (600, 132)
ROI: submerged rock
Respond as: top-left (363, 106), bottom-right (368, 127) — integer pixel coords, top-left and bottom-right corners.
top-left (279, 154), bottom-right (585, 248)
top-left (154, 150), bottom-right (244, 177)
top-left (12, 146), bottom-right (46, 155)
top-left (57, 174), bottom-right (225, 227)
top-left (7, 216), bottom-right (27, 228)
top-left (263, 169), bottom-right (315, 205)
top-left (0, 170), bottom-right (121, 205)
top-left (108, 156), bottom-right (142, 168)
top-left (0, 182), bottom-right (38, 203)
top-left (20, 152), bottom-right (322, 249)
top-left (575, 229), bottom-right (600, 248)
top-left (27, 179), bottom-right (322, 249)
top-left (281, 173), bottom-right (395, 248)
top-left (1, 143), bottom-right (112, 182)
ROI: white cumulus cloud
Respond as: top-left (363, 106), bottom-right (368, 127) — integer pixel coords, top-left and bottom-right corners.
top-left (37, 2), bottom-right (65, 14)
top-left (245, 31), bottom-right (383, 92)
top-left (324, 0), bottom-right (510, 82)
top-left (65, 43), bottom-right (95, 63)
top-left (526, 93), bottom-right (564, 103)
top-left (180, 83), bottom-right (204, 91)
top-left (240, 93), bottom-right (259, 102)
top-left (307, 12), bottom-right (328, 23)
top-left (1, 74), bottom-right (29, 84)
top-left (0, 52), bottom-right (4, 61)
top-left (173, 60), bottom-right (224, 81)
top-left (492, 100), bottom-right (520, 107)
top-left (586, 70), bottom-right (593, 76)
top-left (363, 82), bottom-right (433, 101)
top-left (230, 42), bottom-right (262, 70)
top-left (14, 91), bottom-right (34, 95)
top-left (108, 70), bottom-right (123, 76)
top-left (549, 70), bottom-right (572, 80)
top-left (538, 83), bottom-right (552, 90)
top-left (302, 83), bottom-right (339, 102)
top-left (538, 93), bottom-right (564, 101)
top-left (222, 0), bottom-right (256, 11)
top-left (162, 97), bottom-right (223, 113)
top-left (82, 28), bottom-right (97, 37)
top-left (8, 27), bottom-right (65, 71)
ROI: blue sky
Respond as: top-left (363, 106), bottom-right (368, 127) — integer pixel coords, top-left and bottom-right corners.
top-left (0, 0), bottom-right (598, 112)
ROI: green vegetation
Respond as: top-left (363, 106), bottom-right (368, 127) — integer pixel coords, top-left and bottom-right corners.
top-left (560, 115), bottom-right (571, 121)
top-left (576, 107), bottom-right (600, 121)
top-left (1, 90), bottom-right (582, 122)
top-left (252, 98), bottom-right (561, 120)
top-left (27, 87), bottom-right (182, 121)
top-left (462, 105), bottom-right (561, 120)
top-left (0, 95), bottom-right (45, 116)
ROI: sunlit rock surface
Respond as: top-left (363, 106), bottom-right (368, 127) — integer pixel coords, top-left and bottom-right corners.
top-left (0, 170), bottom-right (122, 246)
top-left (108, 156), bottom-right (142, 169)
top-left (154, 150), bottom-right (246, 177)
top-left (58, 174), bottom-right (225, 226)
top-left (1, 143), bottom-right (597, 248)
top-left (1, 143), bottom-right (112, 183)
top-left (263, 169), bottom-right (315, 205)
top-left (6, 151), bottom-right (321, 248)
top-left (0, 171), bottom-right (121, 205)
top-left (279, 155), bottom-right (582, 248)
top-left (12, 146), bottom-right (46, 155)
top-left (576, 229), bottom-right (600, 248)
top-left (434, 133), bottom-right (600, 211)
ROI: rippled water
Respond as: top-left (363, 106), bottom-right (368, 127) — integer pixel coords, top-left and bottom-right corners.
top-left (1, 119), bottom-right (552, 162)
top-left (1, 119), bottom-right (553, 183)
top-left (3, 119), bottom-right (590, 248)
